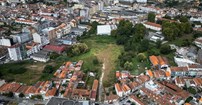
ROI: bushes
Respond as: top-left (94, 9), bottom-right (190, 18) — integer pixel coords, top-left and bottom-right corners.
top-left (31, 95), bottom-right (43, 100)
top-left (43, 65), bottom-right (54, 74)
top-left (160, 44), bottom-right (172, 55)
top-left (2, 92), bottom-right (13, 97)
top-left (8, 66), bottom-right (27, 74)
top-left (68, 43), bottom-right (89, 56)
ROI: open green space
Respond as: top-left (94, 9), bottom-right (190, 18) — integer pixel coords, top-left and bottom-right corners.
top-left (0, 60), bottom-right (59, 85)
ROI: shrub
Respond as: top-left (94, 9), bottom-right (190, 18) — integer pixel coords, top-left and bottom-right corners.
top-left (43, 65), bottom-right (54, 74)
top-left (8, 67), bottom-right (27, 74)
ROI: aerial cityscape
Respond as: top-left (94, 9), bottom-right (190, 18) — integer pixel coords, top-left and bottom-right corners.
top-left (0, 0), bottom-right (202, 105)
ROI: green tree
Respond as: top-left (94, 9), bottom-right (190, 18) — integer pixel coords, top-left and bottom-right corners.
top-left (19, 93), bottom-right (25, 98)
top-left (156, 40), bottom-right (162, 48)
top-left (43, 65), bottom-right (54, 74)
top-left (137, 53), bottom-right (147, 62)
top-left (180, 16), bottom-right (189, 23)
top-left (71, 43), bottom-right (89, 56)
top-left (160, 44), bottom-right (172, 55)
top-left (148, 12), bottom-right (156, 22)
top-left (124, 61), bottom-right (133, 71)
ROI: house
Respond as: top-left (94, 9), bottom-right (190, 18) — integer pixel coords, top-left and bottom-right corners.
top-left (146, 70), bottom-right (153, 78)
top-left (90, 80), bottom-right (98, 101)
top-left (55, 23), bottom-right (71, 38)
top-left (149, 55), bottom-right (169, 69)
top-left (43, 45), bottom-right (66, 54)
top-left (25, 42), bottom-right (42, 56)
top-left (15, 19), bottom-right (37, 25)
top-left (115, 83), bottom-right (123, 97)
top-left (31, 50), bottom-right (50, 62)
top-left (128, 81), bottom-right (140, 92)
top-left (115, 71), bottom-right (130, 80)
top-left (194, 37), bottom-right (202, 48)
top-left (175, 77), bottom-right (186, 87)
top-left (143, 22), bottom-right (162, 31)
top-left (129, 95), bottom-right (145, 105)
top-left (170, 67), bottom-right (188, 77)
top-left (45, 88), bottom-right (57, 99)
top-left (104, 94), bottom-right (119, 104)
top-left (193, 78), bottom-right (202, 87)
top-left (97, 25), bottom-right (112, 35)
top-left (122, 84), bottom-right (131, 95)
top-left (71, 89), bottom-right (91, 100)
top-left (0, 82), bottom-right (21, 93)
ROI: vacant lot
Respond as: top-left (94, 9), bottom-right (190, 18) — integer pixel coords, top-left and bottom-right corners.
top-left (0, 61), bottom-right (57, 85)
top-left (70, 36), bottom-right (123, 87)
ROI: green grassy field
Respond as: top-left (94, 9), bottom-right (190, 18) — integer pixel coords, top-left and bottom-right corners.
top-left (0, 60), bottom-right (59, 85)
top-left (70, 36), bottom-right (123, 82)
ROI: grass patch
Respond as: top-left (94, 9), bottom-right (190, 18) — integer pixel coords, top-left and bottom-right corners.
top-left (0, 60), bottom-right (58, 85)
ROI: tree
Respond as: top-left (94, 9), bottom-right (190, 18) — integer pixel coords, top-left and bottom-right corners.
top-left (156, 39), bottom-right (162, 48)
top-left (137, 53), bottom-right (147, 62)
top-left (148, 12), bottom-right (156, 22)
top-left (70, 43), bottom-right (89, 56)
top-left (180, 16), bottom-right (189, 23)
top-left (160, 44), bottom-right (172, 55)
top-left (43, 65), bottom-right (54, 74)
top-left (19, 93), bottom-right (25, 98)
top-left (124, 61), bottom-right (133, 71)
top-left (88, 21), bottom-right (99, 35)
top-left (93, 57), bottom-right (99, 65)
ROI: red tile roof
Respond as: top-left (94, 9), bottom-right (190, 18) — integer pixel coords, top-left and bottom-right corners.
top-left (44, 45), bottom-right (65, 54)
top-left (130, 95), bottom-right (145, 105)
top-left (144, 22), bottom-right (162, 28)
top-left (115, 83), bottom-right (122, 92)
top-left (45, 88), bottom-right (57, 97)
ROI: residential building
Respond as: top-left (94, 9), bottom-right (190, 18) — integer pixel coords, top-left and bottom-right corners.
top-left (149, 55), bottom-right (169, 69)
top-left (0, 37), bottom-right (12, 47)
top-left (42, 27), bottom-right (56, 40)
top-left (129, 95), bottom-right (145, 105)
top-left (8, 44), bottom-right (22, 61)
top-left (104, 94), bottom-right (119, 104)
top-left (43, 45), bottom-right (66, 54)
top-left (90, 80), bottom-right (98, 101)
top-left (12, 32), bottom-right (32, 44)
top-left (115, 83), bottom-right (123, 97)
top-left (143, 22), bottom-right (162, 31)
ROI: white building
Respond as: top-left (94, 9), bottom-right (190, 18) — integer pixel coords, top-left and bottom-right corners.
top-left (143, 22), bottom-right (162, 31)
top-left (32, 33), bottom-right (49, 45)
top-left (194, 37), bottom-right (202, 49)
top-left (97, 25), bottom-right (112, 35)
top-left (136, 0), bottom-right (147, 3)
top-left (31, 50), bottom-right (50, 62)
top-left (98, 1), bottom-right (104, 11)
top-left (0, 38), bottom-right (12, 46)
top-left (8, 44), bottom-right (22, 61)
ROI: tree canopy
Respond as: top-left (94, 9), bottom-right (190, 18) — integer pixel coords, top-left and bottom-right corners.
top-left (148, 12), bottom-right (156, 22)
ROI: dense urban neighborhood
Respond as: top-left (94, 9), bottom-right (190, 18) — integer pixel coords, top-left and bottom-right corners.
top-left (0, 0), bottom-right (202, 105)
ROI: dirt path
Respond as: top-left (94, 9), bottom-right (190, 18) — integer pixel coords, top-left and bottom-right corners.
top-left (98, 58), bottom-right (105, 101)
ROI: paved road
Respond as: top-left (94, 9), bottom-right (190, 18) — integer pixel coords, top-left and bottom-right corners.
top-left (99, 58), bottom-right (105, 102)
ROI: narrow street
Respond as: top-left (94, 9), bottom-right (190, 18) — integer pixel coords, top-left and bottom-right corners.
top-left (98, 58), bottom-right (105, 102)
